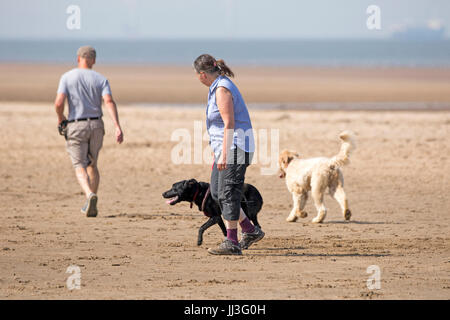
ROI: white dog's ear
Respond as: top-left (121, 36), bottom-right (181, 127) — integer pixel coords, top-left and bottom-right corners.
top-left (279, 150), bottom-right (298, 168)
top-left (287, 151), bottom-right (299, 162)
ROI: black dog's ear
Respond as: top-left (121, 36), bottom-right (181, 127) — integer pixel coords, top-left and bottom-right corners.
top-left (174, 180), bottom-right (186, 188)
top-left (182, 179), bottom-right (197, 188)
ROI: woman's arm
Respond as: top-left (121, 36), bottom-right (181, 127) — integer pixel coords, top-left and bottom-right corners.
top-left (216, 87), bottom-right (235, 170)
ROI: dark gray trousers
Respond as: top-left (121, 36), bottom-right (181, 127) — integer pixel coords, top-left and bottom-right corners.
top-left (210, 146), bottom-right (253, 221)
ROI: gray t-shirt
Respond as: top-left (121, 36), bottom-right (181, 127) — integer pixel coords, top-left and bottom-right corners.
top-left (57, 68), bottom-right (111, 121)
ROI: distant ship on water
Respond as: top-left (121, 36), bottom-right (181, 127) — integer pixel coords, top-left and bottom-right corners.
top-left (391, 20), bottom-right (446, 41)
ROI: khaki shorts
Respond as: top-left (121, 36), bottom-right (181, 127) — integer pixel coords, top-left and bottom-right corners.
top-left (66, 119), bottom-right (105, 168)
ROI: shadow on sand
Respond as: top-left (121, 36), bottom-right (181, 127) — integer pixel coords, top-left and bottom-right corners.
top-left (323, 220), bottom-right (398, 225)
top-left (244, 251), bottom-right (390, 258)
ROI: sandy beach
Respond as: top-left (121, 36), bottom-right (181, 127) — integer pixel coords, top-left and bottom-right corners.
top-left (2, 0), bottom-right (450, 301)
top-left (0, 97), bottom-right (449, 299)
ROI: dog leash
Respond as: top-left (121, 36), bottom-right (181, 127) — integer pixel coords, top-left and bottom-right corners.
top-left (201, 187), bottom-right (210, 213)
top-left (189, 185), bottom-right (211, 217)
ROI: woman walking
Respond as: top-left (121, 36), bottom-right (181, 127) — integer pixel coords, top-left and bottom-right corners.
top-left (193, 54), bottom-right (265, 255)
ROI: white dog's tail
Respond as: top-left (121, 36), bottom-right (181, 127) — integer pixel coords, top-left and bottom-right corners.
top-left (329, 131), bottom-right (356, 168)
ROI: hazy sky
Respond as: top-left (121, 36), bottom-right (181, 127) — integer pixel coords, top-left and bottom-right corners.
top-left (1, 0), bottom-right (449, 39)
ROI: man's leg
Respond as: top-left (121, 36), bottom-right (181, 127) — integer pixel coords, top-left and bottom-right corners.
top-left (83, 122), bottom-right (104, 217)
top-left (67, 122), bottom-right (92, 198)
top-left (66, 121), bottom-right (98, 217)
top-left (87, 122), bottom-right (104, 194)
top-left (86, 165), bottom-right (100, 194)
top-left (75, 166), bottom-right (94, 198)
top-left (86, 165), bottom-right (100, 217)
top-left (74, 166), bottom-right (98, 217)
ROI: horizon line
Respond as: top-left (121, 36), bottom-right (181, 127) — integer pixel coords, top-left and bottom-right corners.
top-left (1, 36), bottom-right (449, 42)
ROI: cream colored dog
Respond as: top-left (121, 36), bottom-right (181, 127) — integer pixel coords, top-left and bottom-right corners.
top-left (278, 131), bottom-right (355, 223)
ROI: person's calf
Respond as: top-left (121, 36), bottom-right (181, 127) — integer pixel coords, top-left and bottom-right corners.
top-left (86, 165), bottom-right (100, 194)
top-left (75, 166), bottom-right (94, 197)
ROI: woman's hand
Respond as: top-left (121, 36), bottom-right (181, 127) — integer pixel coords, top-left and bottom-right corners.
top-left (217, 150), bottom-right (227, 171)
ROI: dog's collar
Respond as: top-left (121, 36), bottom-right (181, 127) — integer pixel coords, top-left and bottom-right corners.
top-left (190, 187), bottom-right (200, 209)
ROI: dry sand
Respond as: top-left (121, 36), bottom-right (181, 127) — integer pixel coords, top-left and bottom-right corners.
top-left (0, 102), bottom-right (449, 299)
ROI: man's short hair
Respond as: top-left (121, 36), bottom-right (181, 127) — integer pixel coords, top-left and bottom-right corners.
top-left (77, 46), bottom-right (96, 60)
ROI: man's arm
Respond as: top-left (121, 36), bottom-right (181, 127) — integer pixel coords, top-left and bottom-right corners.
top-left (54, 93), bottom-right (67, 124)
top-left (103, 94), bottom-right (124, 144)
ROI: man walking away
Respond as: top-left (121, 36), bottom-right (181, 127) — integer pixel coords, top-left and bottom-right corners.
top-left (54, 46), bottom-right (124, 217)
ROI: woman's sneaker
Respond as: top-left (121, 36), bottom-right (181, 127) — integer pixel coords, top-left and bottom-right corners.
top-left (240, 226), bottom-right (265, 249)
top-left (208, 239), bottom-right (242, 255)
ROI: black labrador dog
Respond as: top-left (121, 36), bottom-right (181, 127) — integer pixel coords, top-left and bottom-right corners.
top-left (162, 179), bottom-right (263, 246)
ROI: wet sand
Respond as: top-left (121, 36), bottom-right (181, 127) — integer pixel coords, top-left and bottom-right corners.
top-left (1, 63), bottom-right (450, 104)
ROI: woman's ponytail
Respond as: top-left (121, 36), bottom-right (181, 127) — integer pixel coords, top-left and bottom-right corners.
top-left (194, 54), bottom-right (235, 78)
top-left (215, 59), bottom-right (234, 78)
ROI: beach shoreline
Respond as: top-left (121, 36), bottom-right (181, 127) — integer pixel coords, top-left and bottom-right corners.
top-left (1, 63), bottom-right (450, 104)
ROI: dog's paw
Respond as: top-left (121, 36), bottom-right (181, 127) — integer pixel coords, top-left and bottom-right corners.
top-left (312, 217), bottom-right (324, 224)
top-left (344, 209), bottom-right (352, 221)
top-left (197, 240), bottom-right (203, 246)
top-left (286, 215), bottom-right (298, 222)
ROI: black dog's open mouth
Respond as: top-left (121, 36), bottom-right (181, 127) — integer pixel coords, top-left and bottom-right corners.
top-left (165, 195), bottom-right (179, 205)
